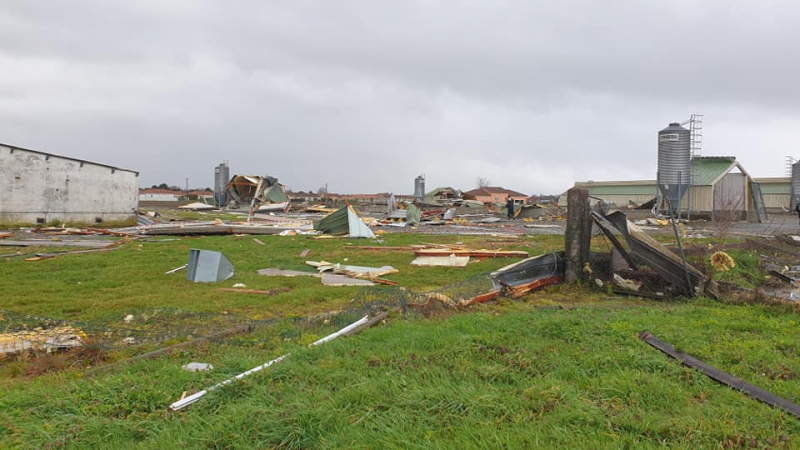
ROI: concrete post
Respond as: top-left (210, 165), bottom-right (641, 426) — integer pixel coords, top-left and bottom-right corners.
top-left (565, 188), bottom-right (591, 283)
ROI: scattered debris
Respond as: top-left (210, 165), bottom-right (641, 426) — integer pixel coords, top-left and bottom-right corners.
top-left (253, 238), bottom-right (266, 246)
top-left (320, 273), bottom-right (376, 286)
top-left (183, 362), bottom-right (214, 372)
top-left (232, 283), bottom-right (246, 288)
top-left (307, 261), bottom-right (398, 279)
top-left (299, 249), bottom-right (311, 258)
top-left (186, 249), bottom-right (235, 283)
top-left (639, 331), bottom-right (800, 419)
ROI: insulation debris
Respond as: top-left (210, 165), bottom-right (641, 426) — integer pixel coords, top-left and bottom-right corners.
top-left (0, 326), bottom-right (86, 354)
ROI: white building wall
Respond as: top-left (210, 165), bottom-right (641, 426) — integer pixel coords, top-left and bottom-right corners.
top-left (139, 193), bottom-right (181, 202)
top-left (0, 144), bottom-right (139, 225)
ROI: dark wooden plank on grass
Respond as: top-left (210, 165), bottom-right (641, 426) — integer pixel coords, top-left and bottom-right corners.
top-left (639, 330), bottom-right (800, 418)
top-left (217, 287), bottom-right (290, 295)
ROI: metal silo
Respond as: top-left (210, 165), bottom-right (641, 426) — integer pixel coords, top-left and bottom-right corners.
top-left (657, 122), bottom-right (691, 214)
top-left (792, 161), bottom-right (800, 211)
top-left (414, 175), bottom-right (425, 201)
top-left (214, 161), bottom-right (230, 206)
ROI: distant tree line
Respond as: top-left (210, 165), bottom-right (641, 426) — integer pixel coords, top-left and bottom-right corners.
top-left (149, 183), bottom-right (212, 191)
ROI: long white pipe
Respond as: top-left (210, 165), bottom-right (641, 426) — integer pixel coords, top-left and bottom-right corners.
top-left (169, 315), bottom-right (370, 411)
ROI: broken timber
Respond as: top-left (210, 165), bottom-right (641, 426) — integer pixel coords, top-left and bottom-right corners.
top-left (413, 249), bottom-right (528, 258)
top-left (639, 331), bottom-right (800, 419)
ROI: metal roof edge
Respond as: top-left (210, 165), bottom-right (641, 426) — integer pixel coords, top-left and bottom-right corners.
top-left (706, 161), bottom-right (748, 186)
top-left (0, 142), bottom-right (139, 175)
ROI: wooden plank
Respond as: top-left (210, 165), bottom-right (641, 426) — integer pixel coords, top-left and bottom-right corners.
top-left (413, 249), bottom-right (528, 258)
top-left (370, 278), bottom-right (399, 286)
top-left (639, 331), bottom-right (800, 419)
top-left (345, 246), bottom-right (413, 251)
top-left (0, 240), bottom-right (113, 248)
top-left (23, 247), bottom-right (119, 261)
top-left (217, 287), bottom-right (290, 296)
top-left (299, 249), bottom-right (310, 258)
top-left (253, 238), bottom-right (266, 246)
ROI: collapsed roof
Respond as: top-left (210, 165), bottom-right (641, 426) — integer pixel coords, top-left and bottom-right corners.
top-left (223, 175), bottom-right (289, 210)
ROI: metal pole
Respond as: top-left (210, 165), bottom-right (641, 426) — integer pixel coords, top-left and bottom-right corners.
top-left (664, 195), bottom-right (694, 296)
top-left (677, 171), bottom-right (683, 220)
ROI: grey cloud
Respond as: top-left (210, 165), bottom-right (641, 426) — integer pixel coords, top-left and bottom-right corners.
top-left (1, 1), bottom-right (798, 195)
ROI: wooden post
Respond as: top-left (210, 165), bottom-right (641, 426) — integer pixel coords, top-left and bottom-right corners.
top-left (565, 188), bottom-right (591, 283)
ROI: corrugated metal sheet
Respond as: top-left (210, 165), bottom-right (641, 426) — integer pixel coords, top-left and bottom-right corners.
top-left (691, 157), bottom-right (737, 186)
top-left (759, 183), bottom-right (791, 195)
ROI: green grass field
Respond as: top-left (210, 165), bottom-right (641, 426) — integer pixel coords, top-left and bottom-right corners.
top-left (1, 233), bottom-right (799, 449)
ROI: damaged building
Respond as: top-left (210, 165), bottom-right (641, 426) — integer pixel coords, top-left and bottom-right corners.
top-left (0, 143), bottom-right (139, 226)
top-left (223, 175), bottom-right (290, 212)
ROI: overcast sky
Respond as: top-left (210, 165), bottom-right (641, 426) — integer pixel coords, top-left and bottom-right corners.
top-left (2, 1), bottom-right (799, 195)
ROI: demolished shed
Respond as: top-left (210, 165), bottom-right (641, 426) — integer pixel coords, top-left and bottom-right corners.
top-left (223, 175), bottom-right (290, 212)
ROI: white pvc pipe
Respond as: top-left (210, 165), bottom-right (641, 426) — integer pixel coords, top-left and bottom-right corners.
top-left (169, 315), bottom-right (370, 411)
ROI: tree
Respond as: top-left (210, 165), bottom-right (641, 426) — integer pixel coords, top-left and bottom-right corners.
top-left (476, 177), bottom-right (491, 189)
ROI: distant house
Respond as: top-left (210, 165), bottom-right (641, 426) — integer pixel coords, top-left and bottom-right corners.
top-left (0, 142), bottom-right (139, 226)
top-left (139, 189), bottom-right (182, 203)
top-left (463, 187), bottom-right (528, 204)
top-left (187, 190), bottom-right (214, 202)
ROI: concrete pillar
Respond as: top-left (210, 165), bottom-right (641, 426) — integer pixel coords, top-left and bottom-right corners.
top-left (565, 188), bottom-right (591, 283)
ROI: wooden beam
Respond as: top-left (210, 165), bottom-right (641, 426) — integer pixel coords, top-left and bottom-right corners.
top-left (565, 188), bottom-right (591, 283)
